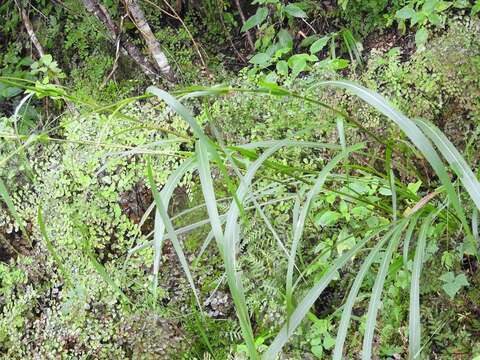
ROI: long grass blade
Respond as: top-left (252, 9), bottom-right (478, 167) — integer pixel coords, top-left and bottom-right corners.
top-left (409, 214), bottom-right (434, 359)
top-left (362, 222), bottom-right (406, 360)
top-left (146, 161), bottom-right (202, 311)
top-left (403, 212), bottom-right (421, 266)
top-left (196, 141), bottom-right (225, 255)
top-left (333, 219), bottom-right (409, 360)
top-left (415, 118), bottom-right (480, 212)
top-left (336, 117), bottom-right (346, 150)
top-left (320, 81), bottom-right (474, 245)
top-left (128, 195), bottom-right (296, 255)
top-left (148, 86), bottom-right (247, 242)
top-left (264, 225), bottom-right (387, 359)
top-left (150, 156), bottom-right (196, 297)
top-left (286, 144), bottom-right (363, 326)
top-left (224, 141), bottom-right (294, 359)
top-left (473, 208), bottom-right (479, 243)
top-left (385, 145), bottom-right (397, 221)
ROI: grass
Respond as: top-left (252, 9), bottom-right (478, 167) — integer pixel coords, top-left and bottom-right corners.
top-left (2, 78), bottom-right (479, 358)
top-left (144, 81), bottom-right (480, 358)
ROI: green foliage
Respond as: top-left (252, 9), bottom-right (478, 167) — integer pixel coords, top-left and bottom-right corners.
top-left (242, 1), bottom-right (361, 79)
top-left (394, 0), bottom-right (478, 49)
top-left (2, 1), bottom-right (480, 359)
top-left (440, 272), bottom-right (469, 299)
top-left (30, 54), bottom-right (65, 84)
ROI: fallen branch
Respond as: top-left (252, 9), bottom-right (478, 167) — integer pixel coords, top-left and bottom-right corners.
top-left (124, 0), bottom-right (174, 81)
top-left (82, 0), bottom-right (160, 80)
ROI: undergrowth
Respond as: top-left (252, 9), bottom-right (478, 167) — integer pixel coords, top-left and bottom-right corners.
top-left (1, 16), bottom-right (480, 360)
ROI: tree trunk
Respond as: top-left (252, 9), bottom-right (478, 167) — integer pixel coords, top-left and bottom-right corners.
top-left (124, 0), bottom-right (174, 80)
top-left (81, 0), bottom-right (160, 80)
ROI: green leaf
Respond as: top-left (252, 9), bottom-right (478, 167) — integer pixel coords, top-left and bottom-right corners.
top-left (288, 53), bottom-right (314, 67)
top-left (318, 58), bottom-right (350, 70)
top-left (242, 7), bottom-right (268, 32)
top-left (300, 35), bottom-right (320, 47)
top-left (428, 13), bottom-right (442, 26)
top-left (146, 160), bottom-right (202, 312)
top-left (318, 81), bottom-right (475, 247)
top-left (41, 54), bottom-right (53, 65)
top-left (265, 225), bottom-right (385, 359)
top-left (411, 11), bottom-right (427, 26)
top-left (333, 222), bottom-right (409, 360)
top-left (435, 1), bottom-right (452, 12)
top-left (276, 60), bottom-right (289, 75)
top-left (379, 187), bottom-right (393, 196)
top-left (149, 157), bottom-right (196, 299)
top-left (407, 180), bottom-right (422, 195)
top-left (284, 4), bottom-right (307, 18)
top-left (291, 59), bottom-right (307, 79)
top-left (249, 52), bottom-right (271, 66)
top-left (310, 36), bottom-right (330, 54)
top-left (472, 1), bottom-right (480, 16)
top-left (315, 210), bottom-right (341, 227)
top-left (396, 6), bottom-right (416, 19)
top-left (258, 80), bottom-right (290, 95)
top-left (415, 27), bottom-right (429, 48)
top-left (311, 344), bottom-right (323, 357)
top-left (362, 223), bottom-right (406, 360)
top-left (323, 333), bottom-right (336, 349)
top-left (277, 29), bottom-right (293, 48)
top-left (415, 118), bottom-right (480, 213)
top-left (283, 144), bottom-right (364, 354)
top-left (339, 0), bottom-right (349, 10)
top-left (440, 272), bottom-right (469, 299)
top-left (336, 230), bottom-right (356, 255)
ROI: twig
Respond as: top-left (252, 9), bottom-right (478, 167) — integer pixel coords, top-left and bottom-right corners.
top-left (301, 18), bottom-right (317, 35)
top-left (101, 15), bottom-right (126, 88)
top-left (15, 0), bottom-right (45, 58)
top-left (219, 8), bottom-right (246, 63)
top-left (160, 0), bottom-right (208, 69)
top-left (234, 0), bottom-right (255, 51)
top-left (15, 0), bottom-right (76, 114)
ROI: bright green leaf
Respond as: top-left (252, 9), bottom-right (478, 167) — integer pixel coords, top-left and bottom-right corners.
top-left (242, 7), bottom-right (268, 32)
top-left (276, 60), bottom-right (288, 75)
top-left (315, 210), bottom-right (341, 227)
top-left (415, 27), bottom-right (429, 48)
top-left (396, 6), bottom-right (416, 19)
top-left (284, 4), bottom-right (307, 18)
top-left (249, 52), bottom-right (271, 66)
top-left (440, 272), bottom-right (469, 299)
top-left (310, 36), bottom-right (330, 54)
